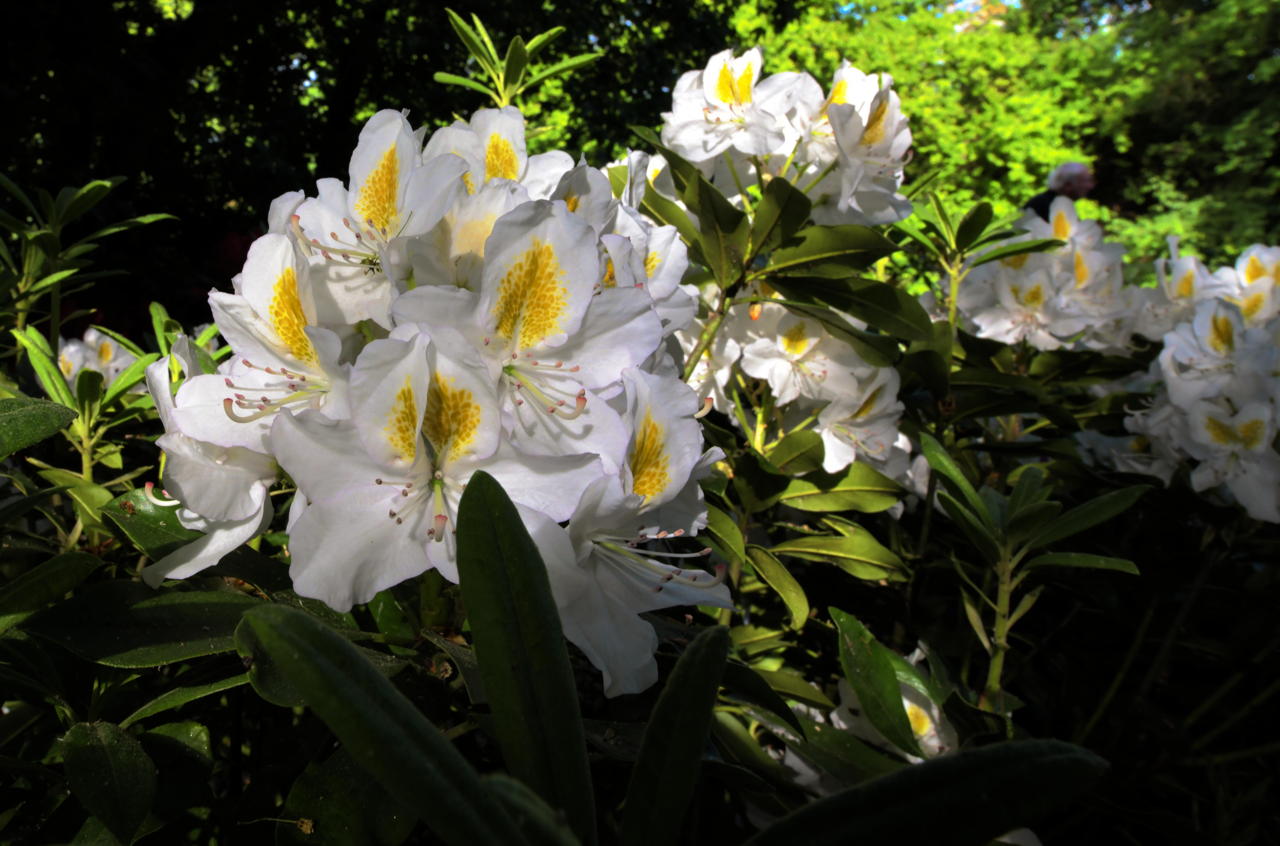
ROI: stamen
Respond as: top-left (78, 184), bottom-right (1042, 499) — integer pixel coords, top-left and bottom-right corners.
top-left (143, 482), bottom-right (180, 507)
top-left (694, 397), bottom-right (714, 419)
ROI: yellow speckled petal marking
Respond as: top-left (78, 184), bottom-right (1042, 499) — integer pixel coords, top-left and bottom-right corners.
top-left (564, 194), bottom-right (580, 214)
top-left (906, 703), bottom-right (933, 738)
top-left (423, 373), bottom-right (480, 462)
top-left (630, 411), bottom-right (670, 501)
top-left (485, 134), bottom-right (519, 182)
top-left (1001, 252), bottom-right (1030, 270)
top-left (781, 322), bottom-right (812, 356)
top-left (269, 267), bottom-right (318, 365)
top-left (384, 376), bottom-right (420, 464)
top-left (601, 258), bottom-right (617, 289)
top-left (1073, 252), bottom-right (1090, 288)
top-left (862, 99), bottom-right (889, 146)
top-left (1209, 313), bottom-right (1235, 354)
top-left (493, 238), bottom-right (568, 350)
top-left (355, 146), bottom-right (399, 232)
top-left (1204, 415), bottom-right (1265, 449)
top-left (854, 385), bottom-right (884, 420)
top-left (97, 342), bottom-right (114, 366)
top-left (644, 251), bottom-right (660, 277)
top-left (1240, 291), bottom-right (1266, 322)
top-left (1244, 254), bottom-right (1266, 285)
top-left (1052, 210), bottom-right (1071, 241)
top-left (829, 79), bottom-right (848, 106)
top-left (1175, 269), bottom-right (1195, 299)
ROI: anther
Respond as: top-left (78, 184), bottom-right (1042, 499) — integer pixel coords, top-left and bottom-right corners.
top-left (694, 397), bottom-right (714, 419)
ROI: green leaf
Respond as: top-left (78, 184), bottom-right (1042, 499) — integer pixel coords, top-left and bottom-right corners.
top-left (100, 488), bottom-right (200, 558)
top-left (523, 25), bottom-right (565, 57)
top-left (766, 225), bottom-right (897, 278)
top-left (773, 533), bottom-right (902, 582)
top-left (27, 267), bottom-right (78, 295)
top-left (745, 739), bottom-right (1106, 846)
top-left (455, 471), bottom-right (595, 845)
top-left (11, 327), bottom-right (75, 408)
top-left (522, 52), bottom-right (603, 90)
top-left (766, 429), bottom-right (825, 475)
top-left (502, 36), bottom-right (529, 99)
top-left (919, 432), bottom-right (993, 529)
top-left (56, 178), bottom-right (121, 228)
top-left (692, 174), bottom-right (749, 287)
top-left (1023, 552), bottom-right (1140, 575)
top-left (75, 212), bottom-right (175, 245)
top-left (829, 608), bottom-right (921, 758)
top-left (719, 661), bottom-right (804, 734)
top-left (746, 545), bottom-right (809, 631)
top-left (937, 491), bottom-right (1003, 566)
top-left (754, 709), bottom-right (905, 785)
top-left (749, 177), bottom-right (812, 257)
top-left (432, 71), bottom-right (497, 99)
top-left (620, 626), bottom-right (730, 846)
top-left (753, 668), bottom-right (836, 709)
top-left (102, 353), bottom-right (159, 407)
top-left (1025, 486), bottom-right (1150, 549)
top-left (704, 504), bottom-right (746, 567)
top-left (25, 581), bottom-right (262, 667)
top-left (62, 722), bottom-right (157, 845)
top-left (971, 238), bottom-right (1064, 268)
top-left (0, 551), bottom-right (100, 634)
top-left (778, 463), bottom-right (902, 514)
top-left (278, 747), bottom-right (417, 846)
top-left (0, 397), bottom-right (77, 460)
top-left (444, 8), bottom-right (498, 76)
top-left (234, 604), bottom-right (526, 845)
top-left (119, 673), bottom-right (249, 730)
top-left (483, 774), bottom-right (580, 846)
top-left (954, 201), bottom-right (994, 253)
top-left (768, 277), bottom-right (932, 342)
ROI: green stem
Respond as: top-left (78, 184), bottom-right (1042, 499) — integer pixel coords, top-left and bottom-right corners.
top-left (983, 552), bottom-right (1014, 717)
top-left (680, 289), bottom-right (729, 382)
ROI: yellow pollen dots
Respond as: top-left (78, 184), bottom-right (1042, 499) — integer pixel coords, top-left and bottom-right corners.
top-left (601, 258), bottom-right (617, 289)
top-left (384, 376), bottom-right (420, 464)
top-left (715, 62), bottom-right (753, 105)
top-left (861, 99), bottom-right (889, 146)
top-left (1209, 313), bottom-right (1235, 354)
top-left (1244, 254), bottom-right (1266, 285)
top-left (1052, 211), bottom-right (1071, 241)
top-left (485, 134), bottom-right (519, 182)
top-left (423, 373), bottom-right (480, 462)
top-left (854, 386), bottom-right (884, 420)
top-left (906, 703), bottom-right (933, 738)
top-left (1012, 283), bottom-right (1045, 308)
top-left (269, 267), bottom-right (318, 365)
top-left (630, 411), bottom-right (671, 501)
top-left (564, 195), bottom-right (580, 214)
top-left (1074, 252), bottom-right (1090, 288)
top-left (1204, 415), bottom-right (1265, 450)
top-left (461, 171), bottom-right (475, 195)
top-left (1175, 270), bottom-right (1196, 299)
top-left (644, 251), bottom-right (660, 278)
top-left (492, 239), bottom-right (569, 350)
top-left (781, 322), bottom-right (812, 356)
top-left (355, 146), bottom-right (400, 232)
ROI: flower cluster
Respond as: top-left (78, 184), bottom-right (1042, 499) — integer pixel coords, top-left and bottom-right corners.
top-left (1100, 244), bottom-right (1280, 521)
top-left (661, 48), bottom-right (914, 226)
top-left (957, 197), bottom-right (1133, 353)
top-left (145, 106), bottom-right (731, 695)
top-left (58, 328), bottom-right (136, 385)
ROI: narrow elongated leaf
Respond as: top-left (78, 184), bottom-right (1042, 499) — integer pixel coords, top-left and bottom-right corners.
top-left (754, 668), bottom-right (836, 709)
top-left (11, 328), bottom-right (75, 408)
top-left (120, 673), bottom-right (249, 729)
top-left (25, 581), bottom-right (262, 667)
top-left (1023, 552), bottom-right (1139, 575)
top-left (102, 353), bottom-right (159, 407)
top-left (27, 267), bottom-right (78, 295)
top-left (431, 71), bottom-right (497, 99)
top-left (829, 608), bottom-right (921, 758)
top-left (523, 52), bottom-right (603, 89)
top-left (778, 463), bottom-right (901, 513)
top-left (954, 201), bottom-right (994, 252)
top-left (704, 504), bottom-right (746, 567)
top-left (773, 534), bottom-right (903, 582)
top-left (235, 604), bottom-right (526, 845)
top-left (620, 626), bottom-right (730, 846)
top-left (502, 36), bottom-right (529, 98)
top-left (937, 492), bottom-right (1003, 566)
top-left (278, 747), bottom-right (417, 846)
top-left (720, 661), bottom-right (804, 734)
top-left (971, 238), bottom-right (1064, 268)
top-left (0, 551), bottom-right (100, 633)
top-left (455, 471), bottom-right (595, 845)
top-left (919, 432), bottom-right (993, 528)
top-left (767, 429), bottom-right (825, 475)
top-left (62, 722), bottom-right (157, 845)
top-left (749, 177), bottom-right (811, 257)
top-left (745, 739), bottom-right (1107, 846)
top-left (767, 225), bottom-right (897, 277)
top-left (483, 774), bottom-right (580, 846)
top-left (746, 546), bottom-right (809, 630)
top-left (1026, 486), bottom-right (1150, 549)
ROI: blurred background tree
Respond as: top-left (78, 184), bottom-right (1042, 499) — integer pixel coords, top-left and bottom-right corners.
top-left (3, 0), bottom-right (1276, 319)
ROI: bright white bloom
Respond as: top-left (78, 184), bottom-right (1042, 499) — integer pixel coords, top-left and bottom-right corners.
top-left (740, 304), bottom-right (876, 404)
